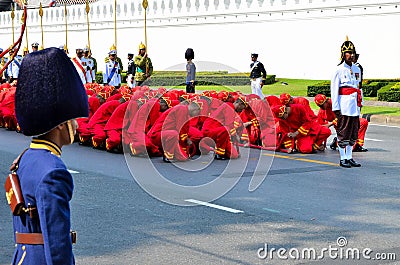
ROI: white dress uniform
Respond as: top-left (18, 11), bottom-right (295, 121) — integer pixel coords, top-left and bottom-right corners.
top-left (103, 60), bottom-right (121, 87)
top-left (330, 62), bottom-right (361, 117)
top-left (7, 55), bottom-right (22, 79)
top-left (86, 57), bottom-right (95, 83)
top-left (71, 56), bottom-right (88, 84)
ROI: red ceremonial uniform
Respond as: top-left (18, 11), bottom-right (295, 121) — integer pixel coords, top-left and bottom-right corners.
top-left (292, 97), bottom-right (318, 121)
top-left (77, 95), bottom-right (102, 142)
top-left (0, 87), bottom-right (17, 130)
top-left (87, 99), bottom-right (121, 148)
top-left (278, 104), bottom-right (331, 153)
top-left (201, 102), bottom-right (240, 159)
top-left (104, 100), bottom-right (133, 151)
top-left (240, 103), bottom-right (260, 145)
top-left (249, 99), bottom-right (277, 149)
top-left (148, 105), bottom-right (191, 161)
top-left (126, 99), bottom-right (162, 156)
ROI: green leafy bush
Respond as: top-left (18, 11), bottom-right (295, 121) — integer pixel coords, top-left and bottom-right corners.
top-left (377, 83), bottom-right (400, 102)
top-left (307, 81), bottom-right (330, 97)
top-left (362, 81), bottom-right (388, 97)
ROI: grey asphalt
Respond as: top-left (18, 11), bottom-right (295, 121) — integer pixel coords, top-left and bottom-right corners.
top-left (0, 119), bottom-right (399, 265)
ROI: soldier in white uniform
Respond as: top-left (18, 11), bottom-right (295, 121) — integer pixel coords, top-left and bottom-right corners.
top-left (330, 37), bottom-right (362, 168)
top-left (84, 47), bottom-right (96, 83)
top-left (249, 53), bottom-right (267, 98)
top-left (71, 48), bottom-right (88, 84)
top-left (103, 49), bottom-right (121, 88)
top-left (7, 49), bottom-right (23, 83)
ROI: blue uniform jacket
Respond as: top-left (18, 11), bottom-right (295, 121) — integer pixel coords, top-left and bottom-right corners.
top-left (12, 139), bottom-right (75, 265)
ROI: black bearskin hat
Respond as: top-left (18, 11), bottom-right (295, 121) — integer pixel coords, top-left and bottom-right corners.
top-left (16, 47), bottom-right (89, 136)
top-left (185, 48), bottom-right (194, 60)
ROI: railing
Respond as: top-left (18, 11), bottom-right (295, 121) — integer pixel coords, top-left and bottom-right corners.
top-left (1, 0), bottom-right (399, 32)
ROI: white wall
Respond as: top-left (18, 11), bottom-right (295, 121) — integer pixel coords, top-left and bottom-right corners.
top-left (1, 0), bottom-right (399, 79)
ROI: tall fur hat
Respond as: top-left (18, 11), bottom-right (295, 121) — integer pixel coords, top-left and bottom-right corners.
top-left (15, 47), bottom-right (89, 136)
top-left (185, 48), bottom-right (194, 60)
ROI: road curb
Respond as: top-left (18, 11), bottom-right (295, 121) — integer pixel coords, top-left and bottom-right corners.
top-left (365, 114), bottom-right (400, 126)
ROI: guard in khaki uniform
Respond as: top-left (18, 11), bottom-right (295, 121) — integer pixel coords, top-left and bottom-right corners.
top-left (9, 47), bottom-right (88, 264)
top-left (134, 42), bottom-right (153, 86)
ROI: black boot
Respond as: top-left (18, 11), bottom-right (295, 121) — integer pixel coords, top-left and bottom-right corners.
top-left (215, 154), bottom-right (227, 160)
top-left (353, 144), bottom-right (368, 152)
top-left (340, 159), bottom-right (351, 168)
top-left (330, 137), bottom-right (338, 150)
top-left (348, 158), bottom-right (361, 167)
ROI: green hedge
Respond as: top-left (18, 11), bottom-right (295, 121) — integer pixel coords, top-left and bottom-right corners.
top-left (362, 81), bottom-right (388, 97)
top-left (307, 81), bottom-right (330, 97)
top-left (307, 80), bottom-right (394, 98)
top-left (377, 83), bottom-right (400, 102)
top-left (95, 71), bottom-right (275, 87)
top-left (148, 75), bottom-right (276, 86)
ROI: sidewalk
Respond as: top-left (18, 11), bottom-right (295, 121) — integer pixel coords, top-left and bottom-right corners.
top-left (359, 100), bottom-right (400, 126)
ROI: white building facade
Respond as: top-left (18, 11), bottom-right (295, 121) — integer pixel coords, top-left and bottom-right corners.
top-left (1, 0), bottom-right (399, 79)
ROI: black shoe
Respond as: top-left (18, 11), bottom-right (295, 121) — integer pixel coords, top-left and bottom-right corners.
top-left (163, 156), bottom-right (172, 163)
top-left (353, 144), bottom-right (368, 152)
top-left (348, 158), bottom-right (361, 167)
top-left (340, 159), bottom-right (351, 168)
top-left (330, 137), bottom-right (337, 150)
top-left (215, 154), bottom-right (226, 160)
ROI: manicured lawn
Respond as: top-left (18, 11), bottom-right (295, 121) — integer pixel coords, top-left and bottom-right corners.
top-left (177, 78), bottom-right (327, 96)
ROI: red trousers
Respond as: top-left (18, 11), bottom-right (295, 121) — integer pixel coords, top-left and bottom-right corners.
top-left (106, 129), bottom-right (122, 151)
top-left (311, 126), bottom-right (332, 151)
top-left (202, 127), bottom-right (239, 159)
top-left (160, 130), bottom-right (188, 161)
top-left (279, 126), bottom-right (331, 154)
top-left (91, 124), bottom-right (107, 148)
top-left (355, 117), bottom-right (368, 147)
top-left (77, 118), bottom-right (92, 143)
top-left (129, 133), bottom-right (161, 157)
top-left (3, 114), bottom-right (17, 130)
top-left (260, 128), bottom-right (277, 150)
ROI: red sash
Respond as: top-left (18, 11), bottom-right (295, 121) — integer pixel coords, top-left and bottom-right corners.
top-left (72, 57), bottom-right (87, 83)
top-left (339, 87), bottom-right (362, 107)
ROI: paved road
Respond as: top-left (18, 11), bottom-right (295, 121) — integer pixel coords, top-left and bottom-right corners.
top-left (0, 124), bottom-right (399, 265)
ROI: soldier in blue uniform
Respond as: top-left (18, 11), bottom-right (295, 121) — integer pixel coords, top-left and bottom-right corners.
top-left (11, 47), bottom-right (89, 264)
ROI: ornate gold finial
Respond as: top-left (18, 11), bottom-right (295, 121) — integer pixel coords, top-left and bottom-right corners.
top-left (142, 0), bottom-right (148, 9)
top-left (110, 44), bottom-right (117, 51)
top-left (85, 0), bottom-right (90, 13)
top-left (345, 35), bottom-right (349, 41)
top-left (11, 5), bottom-right (15, 19)
top-left (39, 3), bottom-right (43, 17)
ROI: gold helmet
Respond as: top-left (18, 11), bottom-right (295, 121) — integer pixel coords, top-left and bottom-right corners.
top-left (339, 36), bottom-right (356, 64)
top-left (109, 44), bottom-right (117, 55)
top-left (138, 42), bottom-right (146, 51)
